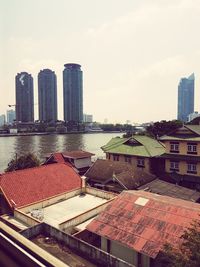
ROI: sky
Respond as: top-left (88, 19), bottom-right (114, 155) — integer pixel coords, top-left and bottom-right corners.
top-left (1, 0), bottom-right (200, 124)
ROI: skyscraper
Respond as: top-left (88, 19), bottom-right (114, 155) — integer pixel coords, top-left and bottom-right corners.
top-left (15, 72), bottom-right (34, 122)
top-left (7, 109), bottom-right (15, 124)
top-left (177, 73), bottom-right (195, 122)
top-left (38, 69), bottom-right (57, 123)
top-left (63, 63), bottom-right (83, 123)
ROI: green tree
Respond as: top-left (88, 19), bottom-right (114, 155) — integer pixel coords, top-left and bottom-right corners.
top-left (146, 120), bottom-right (182, 138)
top-left (161, 220), bottom-right (200, 267)
top-left (5, 153), bottom-right (40, 172)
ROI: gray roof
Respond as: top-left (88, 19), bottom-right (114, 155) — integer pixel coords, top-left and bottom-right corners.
top-left (85, 159), bottom-right (156, 189)
top-left (138, 179), bottom-right (200, 202)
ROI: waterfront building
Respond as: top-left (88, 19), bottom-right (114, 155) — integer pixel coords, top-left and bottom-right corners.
top-left (177, 73), bottom-right (195, 122)
top-left (0, 114), bottom-right (6, 126)
top-left (15, 72), bottom-right (34, 122)
top-left (101, 135), bottom-right (165, 174)
top-left (63, 63), bottom-right (83, 123)
top-left (38, 69), bottom-right (57, 123)
top-left (159, 125), bottom-right (200, 190)
top-left (6, 109), bottom-right (15, 124)
top-left (83, 114), bottom-right (93, 123)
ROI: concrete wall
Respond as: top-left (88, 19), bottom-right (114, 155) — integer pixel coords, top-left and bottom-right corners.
top-left (20, 188), bottom-right (81, 213)
top-left (14, 210), bottom-right (40, 227)
top-left (59, 199), bottom-right (114, 233)
top-left (101, 237), bottom-right (151, 267)
top-left (21, 223), bottom-right (135, 267)
top-left (74, 158), bottom-right (92, 168)
top-left (85, 186), bottom-right (117, 199)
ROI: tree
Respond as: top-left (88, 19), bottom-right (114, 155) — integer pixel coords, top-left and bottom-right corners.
top-left (146, 120), bottom-right (182, 138)
top-left (161, 219), bottom-right (200, 267)
top-left (5, 153), bottom-right (40, 172)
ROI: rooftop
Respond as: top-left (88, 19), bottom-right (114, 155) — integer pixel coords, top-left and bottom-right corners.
top-left (160, 125), bottom-right (200, 141)
top-left (138, 179), bottom-right (200, 202)
top-left (85, 159), bottom-right (155, 190)
top-left (101, 135), bottom-right (165, 157)
top-left (87, 190), bottom-right (200, 259)
top-left (28, 193), bottom-right (108, 228)
top-left (0, 163), bottom-right (82, 208)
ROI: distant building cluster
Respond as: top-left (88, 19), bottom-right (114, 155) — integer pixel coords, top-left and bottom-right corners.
top-left (15, 63), bottom-right (83, 124)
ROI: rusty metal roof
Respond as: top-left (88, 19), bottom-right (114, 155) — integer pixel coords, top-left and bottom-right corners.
top-left (86, 190), bottom-right (200, 259)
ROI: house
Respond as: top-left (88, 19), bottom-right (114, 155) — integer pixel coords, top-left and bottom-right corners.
top-left (101, 135), bottom-right (165, 174)
top-left (85, 159), bottom-right (156, 193)
top-left (44, 150), bottom-right (95, 175)
top-left (86, 190), bottom-right (200, 267)
top-left (138, 178), bottom-right (200, 202)
top-left (0, 163), bottom-right (82, 214)
top-left (159, 125), bottom-right (200, 189)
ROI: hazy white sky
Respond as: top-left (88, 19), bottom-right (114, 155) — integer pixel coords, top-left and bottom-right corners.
top-left (1, 0), bottom-right (200, 123)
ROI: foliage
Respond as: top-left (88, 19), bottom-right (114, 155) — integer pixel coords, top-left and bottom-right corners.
top-left (161, 220), bottom-right (200, 267)
top-left (146, 120), bottom-right (182, 138)
top-left (188, 116), bottom-right (200, 125)
top-left (5, 153), bottom-right (40, 172)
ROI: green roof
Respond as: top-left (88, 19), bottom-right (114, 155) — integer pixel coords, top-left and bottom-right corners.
top-left (160, 125), bottom-right (200, 141)
top-left (101, 135), bottom-right (165, 158)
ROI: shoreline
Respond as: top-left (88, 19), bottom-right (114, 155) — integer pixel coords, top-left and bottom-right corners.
top-left (0, 131), bottom-right (124, 137)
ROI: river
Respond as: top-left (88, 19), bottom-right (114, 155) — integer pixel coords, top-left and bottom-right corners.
top-left (0, 133), bottom-right (123, 173)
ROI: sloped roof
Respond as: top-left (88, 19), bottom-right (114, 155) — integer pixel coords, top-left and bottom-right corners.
top-left (87, 190), bottom-right (200, 259)
top-left (101, 135), bottom-right (165, 157)
top-left (85, 159), bottom-right (155, 189)
top-left (138, 179), bottom-right (200, 202)
top-left (0, 163), bottom-right (82, 208)
top-left (160, 125), bottom-right (200, 141)
top-left (62, 150), bottom-right (95, 159)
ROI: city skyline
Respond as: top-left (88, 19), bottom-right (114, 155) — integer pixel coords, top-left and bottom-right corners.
top-left (1, 0), bottom-right (200, 123)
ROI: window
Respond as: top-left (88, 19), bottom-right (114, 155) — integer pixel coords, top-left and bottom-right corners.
top-left (170, 161), bottom-right (179, 172)
top-left (137, 158), bottom-right (145, 168)
top-left (170, 142), bottom-right (179, 153)
top-left (124, 155), bottom-right (131, 164)
top-left (187, 143), bottom-right (197, 155)
top-left (113, 154), bottom-right (119, 161)
top-left (187, 163), bottom-right (197, 174)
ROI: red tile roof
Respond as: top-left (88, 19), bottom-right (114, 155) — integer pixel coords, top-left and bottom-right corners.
top-left (51, 153), bottom-right (65, 163)
top-left (0, 163), bottom-right (82, 208)
top-left (87, 190), bottom-right (200, 259)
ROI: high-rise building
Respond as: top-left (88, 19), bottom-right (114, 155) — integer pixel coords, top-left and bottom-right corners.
top-left (83, 114), bottom-right (93, 123)
top-left (177, 73), bottom-right (195, 122)
top-left (63, 63), bottom-right (83, 123)
top-left (15, 72), bottom-right (34, 122)
top-left (0, 114), bottom-right (6, 126)
top-left (38, 69), bottom-right (57, 123)
top-left (7, 109), bottom-right (15, 124)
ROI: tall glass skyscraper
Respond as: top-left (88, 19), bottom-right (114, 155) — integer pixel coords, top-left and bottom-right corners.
top-left (15, 72), bottom-right (34, 122)
top-left (63, 63), bottom-right (83, 123)
top-left (38, 69), bottom-right (57, 123)
top-left (177, 73), bottom-right (195, 122)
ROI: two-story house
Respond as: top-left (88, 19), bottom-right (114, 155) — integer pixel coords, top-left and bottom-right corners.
top-left (159, 125), bottom-right (200, 189)
top-left (101, 135), bottom-right (165, 174)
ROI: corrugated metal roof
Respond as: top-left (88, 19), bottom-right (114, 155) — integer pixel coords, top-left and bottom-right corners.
top-left (138, 179), bottom-right (200, 202)
top-left (87, 190), bottom-right (200, 259)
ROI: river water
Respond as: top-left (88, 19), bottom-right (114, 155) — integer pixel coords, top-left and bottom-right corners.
top-left (0, 133), bottom-right (123, 173)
